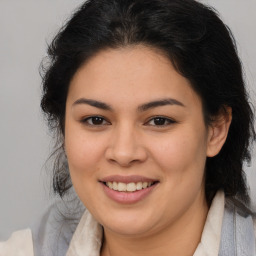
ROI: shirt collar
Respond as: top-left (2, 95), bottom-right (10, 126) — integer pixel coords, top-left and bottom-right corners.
top-left (193, 190), bottom-right (225, 256)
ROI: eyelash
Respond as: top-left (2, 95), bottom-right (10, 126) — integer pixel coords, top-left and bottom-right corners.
top-left (145, 116), bottom-right (176, 126)
top-left (81, 115), bottom-right (176, 127)
top-left (81, 116), bottom-right (110, 126)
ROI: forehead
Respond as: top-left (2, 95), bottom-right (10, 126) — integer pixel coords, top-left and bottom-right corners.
top-left (67, 45), bottom-right (201, 109)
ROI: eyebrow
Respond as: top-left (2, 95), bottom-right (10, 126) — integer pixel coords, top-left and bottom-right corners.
top-left (72, 98), bottom-right (185, 111)
top-left (138, 98), bottom-right (185, 111)
top-left (73, 98), bottom-right (112, 111)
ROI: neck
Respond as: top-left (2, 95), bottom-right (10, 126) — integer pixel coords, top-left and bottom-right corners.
top-left (101, 192), bottom-right (209, 256)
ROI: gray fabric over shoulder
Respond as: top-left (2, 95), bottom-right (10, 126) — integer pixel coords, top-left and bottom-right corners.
top-left (219, 197), bottom-right (256, 256)
top-left (31, 197), bottom-right (84, 256)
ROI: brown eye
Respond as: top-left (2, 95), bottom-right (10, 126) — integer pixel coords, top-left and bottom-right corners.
top-left (152, 117), bottom-right (166, 125)
top-left (82, 116), bottom-right (110, 126)
top-left (146, 117), bottom-right (175, 126)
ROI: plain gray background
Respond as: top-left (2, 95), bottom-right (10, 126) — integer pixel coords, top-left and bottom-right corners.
top-left (0, 0), bottom-right (255, 240)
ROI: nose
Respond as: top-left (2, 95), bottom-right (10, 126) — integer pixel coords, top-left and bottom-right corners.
top-left (105, 124), bottom-right (148, 167)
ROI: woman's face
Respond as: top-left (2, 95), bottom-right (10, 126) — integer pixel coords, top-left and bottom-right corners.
top-left (65, 46), bottom-right (213, 237)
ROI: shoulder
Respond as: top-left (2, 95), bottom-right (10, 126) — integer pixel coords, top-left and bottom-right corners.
top-left (254, 218), bottom-right (256, 239)
top-left (0, 229), bottom-right (34, 256)
top-left (0, 198), bottom-right (84, 256)
top-left (31, 197), bottom-right (84, 256)
top-left (220, 196), bottom-right (256, 255)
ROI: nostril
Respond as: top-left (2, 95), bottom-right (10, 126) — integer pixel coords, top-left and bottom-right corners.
top-left (105, 145), bottom-right (148, 166)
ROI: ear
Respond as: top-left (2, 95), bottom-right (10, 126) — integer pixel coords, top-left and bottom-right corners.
top-left (207, 106), bottom-right (232, 157)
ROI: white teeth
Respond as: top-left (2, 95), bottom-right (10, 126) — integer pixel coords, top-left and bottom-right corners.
top-left (113, 181), bottom-right (118, 191)
top-left (105, 181), bottom-right (155, 192)
top-left (106, 182), bottom-right (113, 189)
top-left (142, 182), bottom-right (148, 189)
top-left (126, 182), bottom-right (136, 192)
top-left (136, 182), bottom-right (142, 190)
top-left (117, 182), bottom-right (126, 191)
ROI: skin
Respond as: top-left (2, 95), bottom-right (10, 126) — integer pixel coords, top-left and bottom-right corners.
top-left (65, 45), bottom-right (231, 256)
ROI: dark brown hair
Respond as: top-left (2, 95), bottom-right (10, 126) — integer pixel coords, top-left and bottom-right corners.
top-left (41, 0), bottom-right (255, 203)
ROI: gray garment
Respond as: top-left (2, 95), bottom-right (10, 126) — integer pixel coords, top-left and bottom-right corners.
top-left (31, 197), bottom-right (256, 256)
top-left (31, 198), bottom-right (85, 256)
top-left (219, 198), bottom-right (256, 256)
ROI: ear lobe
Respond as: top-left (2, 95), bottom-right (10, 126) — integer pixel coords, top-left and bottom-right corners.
top-left (207, 107), bottom-right (232, 157)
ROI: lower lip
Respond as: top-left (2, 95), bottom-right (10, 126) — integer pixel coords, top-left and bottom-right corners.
top-left (101, 182), bottom-right (158, 204)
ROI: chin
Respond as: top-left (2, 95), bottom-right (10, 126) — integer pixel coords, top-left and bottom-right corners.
top-left (98, 210), bottom-right (159, 237)
top-left (104, 222), bottom-right (154, 237)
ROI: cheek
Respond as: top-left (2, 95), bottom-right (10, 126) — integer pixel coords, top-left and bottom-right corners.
top-left (149, 127), bottom-right (208, 179)
top-left (64, 126), bottom-right (104, 180)
top-left (64, 129), bottom-right (105, 206)
top-left (148, 128), bottom-right (208, 216)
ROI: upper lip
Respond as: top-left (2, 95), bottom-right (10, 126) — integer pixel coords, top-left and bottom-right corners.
top-left (100, 175), bottom-right (158, 184)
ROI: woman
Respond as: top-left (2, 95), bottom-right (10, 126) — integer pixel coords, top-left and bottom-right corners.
top-left (1, 0), bottom-right (255, 255)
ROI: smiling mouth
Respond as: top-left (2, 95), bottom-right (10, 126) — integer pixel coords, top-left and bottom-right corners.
top-left (102, 181), bottom-right (159, 192)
